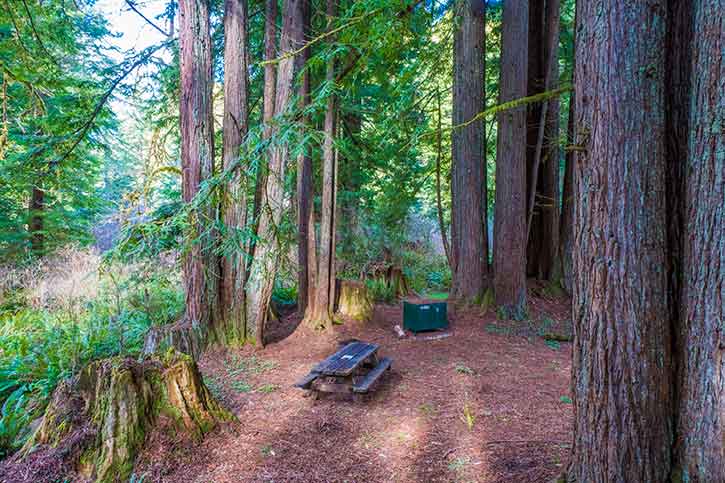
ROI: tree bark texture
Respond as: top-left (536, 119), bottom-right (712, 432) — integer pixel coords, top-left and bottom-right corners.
top-left (218, 0), bottom-right (250, 346)
top-left (568, 1), bottom-right (673, 481)
top-left (672, 0), bottom-right (724, 479)
top-left (451, 0), bottom-right (487, 301)
top-left (245, 0), bottom-right (304, 345)
top-left (307, 0), bottom-right (338, 329)
top-left (252, 0), bottom-right (279, 230)
top-left (179, 0), bottom-right (219, 331)
top-left (493, 0), bottom-right (528, 319)
top-left (558, 93), bottom-right (574, 295)
top-left (296, 0), bottom-right (315, 314)
top-left (525, 0), bottom-right (560, 281)
top-left (18, 353), bottom-right (231, 483)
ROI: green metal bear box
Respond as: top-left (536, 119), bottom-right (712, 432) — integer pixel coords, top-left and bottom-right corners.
top-left (403, 301), bottom-right (449, 333)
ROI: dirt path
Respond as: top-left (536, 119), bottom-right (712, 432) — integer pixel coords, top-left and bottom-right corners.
top-left (136, 295), bottom-right (572, 483)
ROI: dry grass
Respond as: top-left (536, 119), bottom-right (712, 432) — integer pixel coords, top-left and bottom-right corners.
top-left (0, 247), bottom-right (103, 313)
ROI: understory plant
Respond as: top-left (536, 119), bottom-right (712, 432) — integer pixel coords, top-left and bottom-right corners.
top-left (0, 249), bottom-right (183, 457)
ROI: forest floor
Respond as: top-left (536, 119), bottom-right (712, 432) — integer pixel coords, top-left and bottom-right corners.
top-left (135, 284), bottom-right (572, 483)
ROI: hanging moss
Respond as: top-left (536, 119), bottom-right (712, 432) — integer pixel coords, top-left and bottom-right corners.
top-left (20, 351), bottom-right (233, 483)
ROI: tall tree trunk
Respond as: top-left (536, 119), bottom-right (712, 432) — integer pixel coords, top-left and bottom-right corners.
top-left (525, 0), bottom-right (560, 281)
top-left (252, 0), bottom-right (278, 239)
top-left (28, 182), bottom-right (44, 256)
top-left (179, 0), bottom-right (218, 330)
top-left (218, 0), bottom-right (250, 346)
top-left (296, 0), bottom-right (315, 314)
top-left (451, 0), bottom-right (487, 301)
top-left (435, 90), bottom-right (451, 268)
top-left (672, 0), bottom-right (724, 478)
top-left (306, 0), bottom-right (337, 329)
top-left (245, 0), bottom-right (304, 345)
top-left (493, 0), bottom-right (528, 320)
top-left (339, 105), bottom-right (362, 258)
top-left (557, 92), bottom-right (574, 295)
top-left (567, 1), bottom-right (673, 480)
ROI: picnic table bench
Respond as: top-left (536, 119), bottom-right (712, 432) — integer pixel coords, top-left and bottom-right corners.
top-left (294, 341), bottom-right (392, 400)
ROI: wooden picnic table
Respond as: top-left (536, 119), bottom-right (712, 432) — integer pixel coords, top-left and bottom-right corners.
top-left (295, 341), bottom-right (392, 400)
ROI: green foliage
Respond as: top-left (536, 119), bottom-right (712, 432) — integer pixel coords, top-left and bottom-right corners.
top-left (272, 283), bottom-right (297, 308)
top-left (455, 363), bottom-right (475, 376)
top-left (401, 247), bottom-right (451, 293)
top-left (256, 384), bottom-right (279, 394)
top-left (460, 402), bottom-right (476, 431)
top-left (0, 261), bottom-right (182, 456)
top-left (365, 277), bottom-right (396, 303)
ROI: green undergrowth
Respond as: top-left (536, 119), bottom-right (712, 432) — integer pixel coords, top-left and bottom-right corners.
top-left (0, 262), bottom-right (183, 458)
top-left (207, 354), bottom-right (279, 397)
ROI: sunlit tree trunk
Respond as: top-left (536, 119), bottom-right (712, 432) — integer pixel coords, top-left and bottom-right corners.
top-left (567, 1), bottom-right (673, 480)
top-left (672, 0), bottom-right (724, 478)
top-left (252, 0), bottom-right (278, 239)
top-left (450, 0), bottom-right (487, 301)
top-left (306, 0), bottom-right (337, 329)
top-left (493, 0), bottom-right (528, 319)
top-left (245, 0), bottom-right (304, 345)
top-left (179, 0), bottom-right (219, 330)
top-left (218, 0), bottom-right (250, 345)
top-left (296, 0), bottom-right (315, 314)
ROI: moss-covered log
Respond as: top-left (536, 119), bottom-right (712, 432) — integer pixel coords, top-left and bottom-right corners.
top-left (17, 351), bottom-right (231, 483)
top-left (337, 280), bottom-right (373, 322)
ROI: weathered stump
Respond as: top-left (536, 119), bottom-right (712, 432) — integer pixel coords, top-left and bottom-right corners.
top-left (337, 280), bottom-right (374, 322)
top-left (142, 319), bottom-right (206, 358)
top-left (18, 351), bottom-right (231, 483)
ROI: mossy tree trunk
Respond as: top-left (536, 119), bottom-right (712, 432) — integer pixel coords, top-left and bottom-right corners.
top-left (245, 0), bottom-right (305, 345)
top-left (21, 352), bottom-right (231, 483)
top-left (218, 0), bottom-right (250, 346)
top-left (305, 0), bottom-right (338, 331)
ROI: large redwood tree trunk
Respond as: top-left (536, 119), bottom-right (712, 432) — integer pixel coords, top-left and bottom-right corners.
top-left (252, 0), bottom-right (279, 228)
top-left (450, 0), bottom-right (487, 301)
top-left (245, 0), bottom-right (304, 344)
top-left (296, 0), bottom-right (315, 314)
top-left (218, 0), bottom-right (250, 345)
top-left (672, 0), bottom-right (724, 478)
top-left (493, 0), bottom-right (528, 319)
top-left (179, 0), bottom-right (219, 330)
top-left (306, 0), bottom-right (337, 329)
top-left (567, 0), bottom-right (673, 480)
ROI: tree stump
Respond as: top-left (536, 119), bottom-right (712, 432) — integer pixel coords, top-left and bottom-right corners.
top-left (142, 319), bottom-right (206, 358)
top-left (18, 351), bottom-right (232, 483)
top-left (337, 280), bottom-right (374, 322)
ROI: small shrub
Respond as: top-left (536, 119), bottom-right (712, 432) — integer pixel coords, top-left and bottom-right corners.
top-left (257, 384), bottom-right (279, 394)
top-left (455, 363), bottom-right (475, 375)
top-left (365, 278), bottom-right (396, 303)
top-left (460, 402), bottom-right (476, 430)
top-left (447, 456), bottom-right (471, 472)
top-left (560, 395), bottom-right (573, 404)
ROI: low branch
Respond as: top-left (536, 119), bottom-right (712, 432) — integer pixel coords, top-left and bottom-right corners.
top-left (48, 41), bottom-right (171, 169)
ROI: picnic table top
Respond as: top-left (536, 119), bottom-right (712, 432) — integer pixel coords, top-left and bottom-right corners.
top-left (312, 341), bottom-right (379, 376)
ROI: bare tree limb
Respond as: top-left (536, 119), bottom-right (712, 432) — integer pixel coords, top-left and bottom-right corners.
top-left (124, 0), bottom-right (170, 37)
